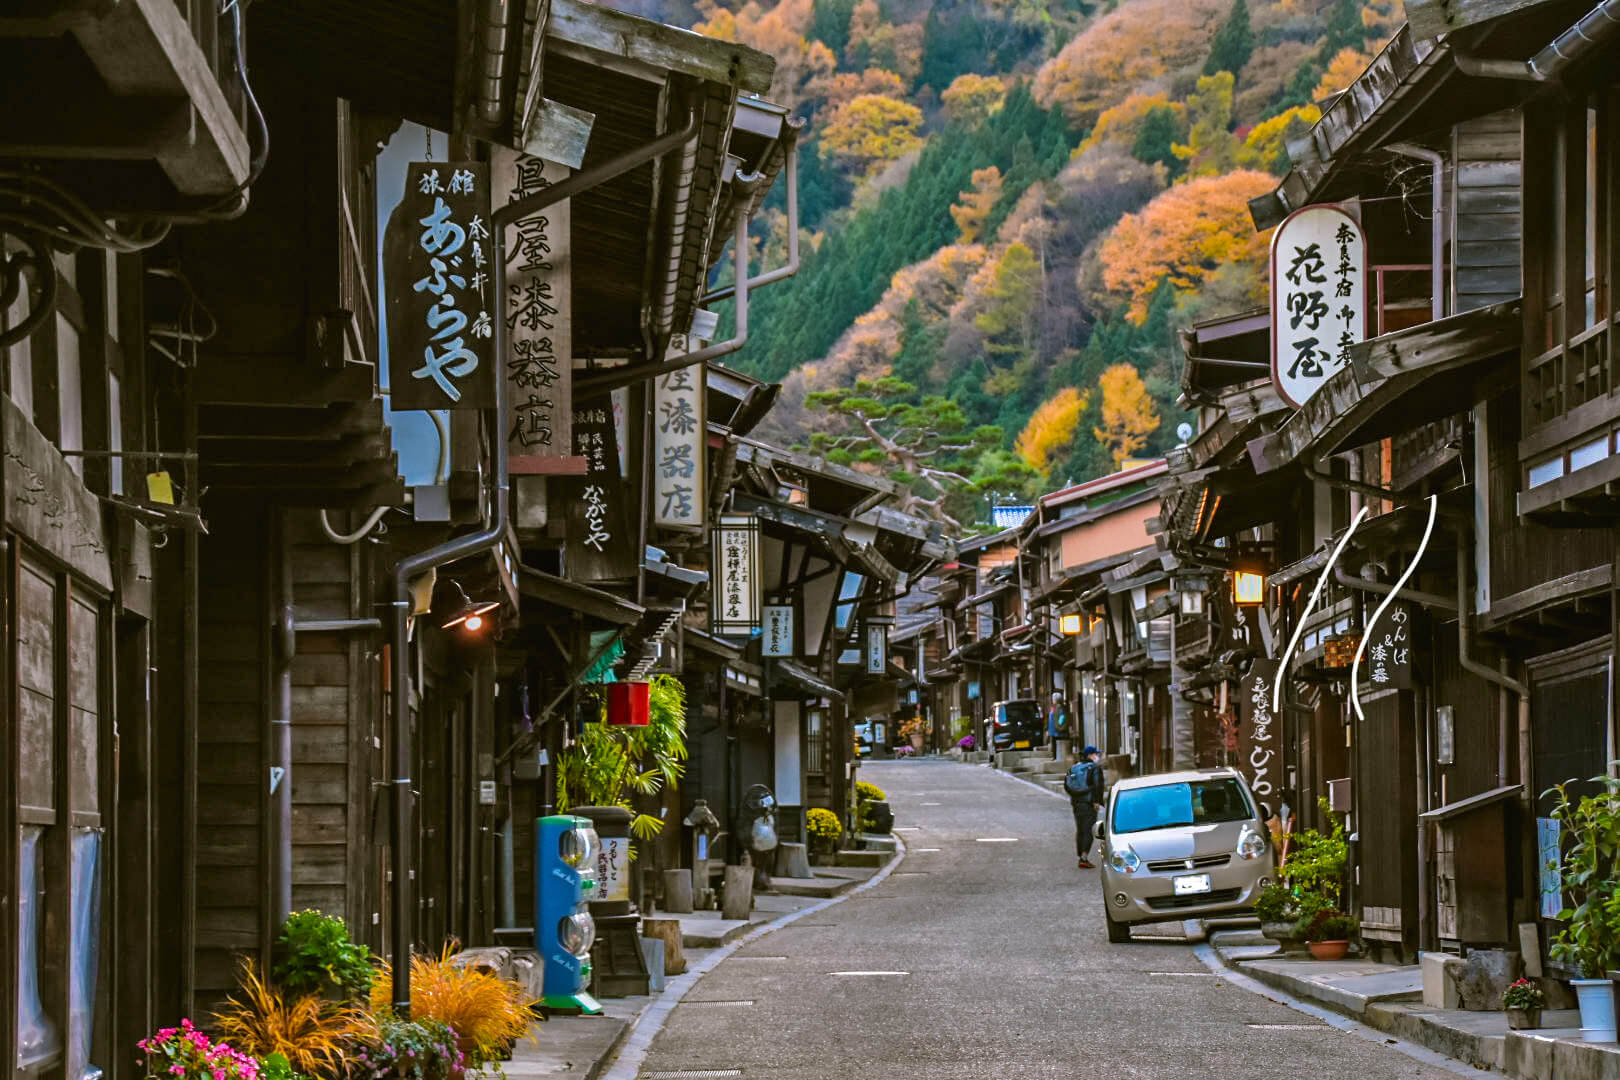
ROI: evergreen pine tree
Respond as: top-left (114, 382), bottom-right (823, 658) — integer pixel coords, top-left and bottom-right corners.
top-left (1131, 106), bottom-right (1183, 177)
top-left (1203, 0), bottom-right (1254, 78)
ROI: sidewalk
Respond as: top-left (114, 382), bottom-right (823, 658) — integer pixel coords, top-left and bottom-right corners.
top-left (1207, 929), bottom-right (1620, 1079)
top-left (501, 854), bottom-right (896, 1078)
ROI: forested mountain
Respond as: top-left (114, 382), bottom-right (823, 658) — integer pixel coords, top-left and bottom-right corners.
top-left (653, 0), bottom-right (1401, 527)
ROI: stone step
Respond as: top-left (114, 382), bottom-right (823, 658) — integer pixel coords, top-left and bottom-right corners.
top-left (858, 834), bottom-right (898, 851)
top-left (834, 849), bottom-right (888, 868)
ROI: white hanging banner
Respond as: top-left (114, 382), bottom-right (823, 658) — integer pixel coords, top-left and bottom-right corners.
top-left (713, 514), bottom-right (760, 637)
top-left (762, 604), bottom-right (794, 657)
top-left (652, 342), bottom-right (705, 529)
top-left (865, 624), bottom-right (888, 674)
top-left (1270, 204), bottom-right (1366, 409)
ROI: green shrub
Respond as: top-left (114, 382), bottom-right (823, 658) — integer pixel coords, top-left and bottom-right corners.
top-left (855, 781), bottom-right (887, 803)
top-left (1253, 882), bottom-right (1295, 924)
top-left (271, 911), bottom-right (373, 1000)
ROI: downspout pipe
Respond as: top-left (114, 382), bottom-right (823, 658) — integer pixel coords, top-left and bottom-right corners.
top-left (1452, 0), bottom-right (1620, 83)
top-left (702, 129), bottom-right (804, 303)
top-left (475, 0), bottom-right (515, 125)
top-left (575, 175), bottom-right (758, 398)
top-left (1455, 536), bottom-right (1530, 810)
top-left (1333, 565), bottom-right (1458, 611)
top-left (1386, 143), bottom-right (1446, 320)
top-left (389, 112), bottom-right (699, 1017)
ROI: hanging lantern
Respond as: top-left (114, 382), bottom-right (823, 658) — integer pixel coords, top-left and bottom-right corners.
top-left (607, 681), bottom-right (651, 726)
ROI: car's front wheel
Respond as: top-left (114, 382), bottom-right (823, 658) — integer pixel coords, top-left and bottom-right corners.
top-left (1104, 905), bottom-right (1131, 943)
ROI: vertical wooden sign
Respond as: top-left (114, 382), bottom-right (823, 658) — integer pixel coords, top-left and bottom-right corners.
top-left (562, 399), bottom-right (637, 581)
top-left (762, 605), bottom-right (794, 657)
top-left (652, 342), bottom-right (705, 529)
top-left (712, 514), bottom-right (760, 637)
top-left (492, 148), bottom-right (573, 470)
top-left (1238, 658), bottom-right (1281, 801)
top-left (384, 162), bottom-right (496, 410)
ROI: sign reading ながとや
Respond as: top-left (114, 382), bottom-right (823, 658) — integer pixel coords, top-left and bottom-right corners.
top-left (1270, 204), bottom-right (1366, 409)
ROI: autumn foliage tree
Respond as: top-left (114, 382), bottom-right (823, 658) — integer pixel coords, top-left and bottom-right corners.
top-left (1016, 387), bottom-right (1088, 473)
top-left (820, 93), bottom-right (926, 177)
top-left (1098, 168), bottom-right (1275, 322)
top-left (941, 73), bottom-right (1008, 124)
top-left (693, 0), bottom-right (835, 110)
top-left (1172, 71), bottom-right (1238, 177)
top-left (950, 165), bottom-right (1004, 243)
top-left (1094, 363), bottom-right (1160, 466)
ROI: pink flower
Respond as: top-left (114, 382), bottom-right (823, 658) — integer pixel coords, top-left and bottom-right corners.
top-left (170, 1066), bottom-right (184, 1075)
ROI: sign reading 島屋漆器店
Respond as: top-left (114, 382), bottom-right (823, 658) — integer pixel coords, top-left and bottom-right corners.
top-left (1270, 204), bottom-right (1367, 410)
top-left (384, 162), bottom-right (496, 411)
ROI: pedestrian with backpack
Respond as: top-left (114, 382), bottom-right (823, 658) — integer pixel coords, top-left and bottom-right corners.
top-left (1064, 746), bottom-right (1105, 868)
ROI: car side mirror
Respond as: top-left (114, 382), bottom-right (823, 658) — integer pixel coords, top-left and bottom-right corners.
top-left (1092, 822), bottom-right (1105, 840)
top-left (1258, 801), bottom-right (1273, 821)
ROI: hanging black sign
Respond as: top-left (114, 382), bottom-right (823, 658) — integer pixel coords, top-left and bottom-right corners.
top-left (383, 162), bottom-right (496, 410)
top-left (1238, 658), bottom-right (1281, 801)
top-left (1359, 602), bottom-right (1416, 691)
top-left (561, 397), bottom-right (637, 581)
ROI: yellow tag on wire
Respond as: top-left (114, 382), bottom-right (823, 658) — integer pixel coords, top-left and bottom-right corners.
top-left (146, 471), bottom-right (175, 505)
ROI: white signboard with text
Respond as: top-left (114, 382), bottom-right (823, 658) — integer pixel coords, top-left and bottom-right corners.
top-left (865, 624), bottom-right (888, 674)
top-left (713, 514), bottom-right (760, 637)
top-left (1270, 204), bottom-right (1366, 409)
top-left (652, 349), bottom-right (705, 529)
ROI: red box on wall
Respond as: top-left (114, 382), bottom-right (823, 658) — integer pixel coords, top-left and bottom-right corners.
top-left (607, 681), bottom-right (650, 726)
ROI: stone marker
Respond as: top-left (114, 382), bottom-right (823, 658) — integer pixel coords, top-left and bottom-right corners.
top-left (1457, 948), bottom-right (1522, 1011)
top-left (775, 842), bottom-right (812, 879)
top-left (642, 917), bottom-right (687, 975)
top-left (722, 864), bottom-right (753, 921)
top-left (662, 869), bottom-right (694, 913)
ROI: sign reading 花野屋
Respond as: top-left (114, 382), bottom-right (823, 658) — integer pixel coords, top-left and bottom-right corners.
top-left (492, 148), bottom-right (573, 471)
top-left (712, 514), bottom-right (759, 637)
top-left (762, 605), bottom-right (794, 657)
top-left (384, 162), bottom-right (496, 410)
top-left (1270, 204), bottom-right (1366, 409)
top-left (652, 345), bottom-right (705, 529)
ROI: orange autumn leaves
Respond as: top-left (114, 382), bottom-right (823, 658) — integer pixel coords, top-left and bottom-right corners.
top-left (1099, 169), bottom-right (1276, 323)
top-left (1015, 387), bottom-right (1087, 472)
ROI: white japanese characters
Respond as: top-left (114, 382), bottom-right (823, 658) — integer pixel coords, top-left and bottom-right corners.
top-left (1270, 204), bottom-right (1366, 409)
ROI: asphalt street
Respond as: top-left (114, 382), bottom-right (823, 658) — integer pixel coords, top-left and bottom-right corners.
top-left (634, 759), bottom-right (1459, 1079)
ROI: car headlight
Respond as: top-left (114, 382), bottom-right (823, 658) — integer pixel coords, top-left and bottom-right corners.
top-left (1236, 828), bottom-right (1267, 860)
top-left (1109, 848), bottom-right (1141, 874)
top-left (559, 910), bottom-right (596, 957)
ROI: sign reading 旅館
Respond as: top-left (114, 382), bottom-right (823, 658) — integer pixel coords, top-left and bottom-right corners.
top-left (1270, 204), bottom-right (1366, 409)
top-left (384, 162), bottom-right (496, 411)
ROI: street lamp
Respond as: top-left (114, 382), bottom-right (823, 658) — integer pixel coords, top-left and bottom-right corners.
top-left (440, 580), bottom-right (501, 631)
top-left (1060, 612), bottom-right (1084, 635)
top-left (1231, 567), bottom-right (1266, 605)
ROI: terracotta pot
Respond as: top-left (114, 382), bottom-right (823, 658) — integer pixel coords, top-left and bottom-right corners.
top-left (1506, 1007), bottom-right (1543, 1030)
top-left (910, 733), bottom-right (925, 750)
top-left (1307, 940), bottom-right (1349, 960)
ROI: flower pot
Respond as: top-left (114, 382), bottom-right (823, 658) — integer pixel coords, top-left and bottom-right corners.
top-left (1573, 978), bottom-right (1617, 1042)
top-left (1307, 940), bottom-right (1349, 960)
top-left (909, 733), bottom-right (925, 751)
top-left (1506, 1007), bottom-right (1543, 1030)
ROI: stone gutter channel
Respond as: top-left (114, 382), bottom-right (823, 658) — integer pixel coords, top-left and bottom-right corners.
top-left (499, 836), bottom-right (907, 1080)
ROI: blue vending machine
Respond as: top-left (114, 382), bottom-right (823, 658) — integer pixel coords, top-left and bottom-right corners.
top-left (535, 813), bottom-right (603, 1014)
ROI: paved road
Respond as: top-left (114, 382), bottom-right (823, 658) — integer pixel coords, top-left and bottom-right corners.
top-left (635, 759), bottom-right (1458, 1079)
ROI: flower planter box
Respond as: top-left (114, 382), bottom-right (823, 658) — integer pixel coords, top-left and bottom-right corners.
top-left (1506, 1007), bottom-right (1543, 1030)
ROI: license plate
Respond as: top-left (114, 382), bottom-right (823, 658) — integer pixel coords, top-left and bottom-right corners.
top-left (1014, 740), bottom-right (1031, 749)
top-left (1173, 874), bottom-right (1212, 896)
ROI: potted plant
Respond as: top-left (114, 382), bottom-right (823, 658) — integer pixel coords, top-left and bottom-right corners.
top-left (214, 958), bottom-right (366, 1079)
top-left (1300, 909), bottom-right (1357, 960)
top-left (854, 781), bottom-right (892, 836)
top-left (1503, 978), bottom-right (1547, 1030)
top-left (272, 910), bottom-right (375, 1002)
top-left (138, 1019), bottom-right (262, 1080)
top-left (806, 807), bottom-right (842, 862)
top-left (898, 716), bottom-right (926, 752)
top-left (370, 945), bottom-right (534, 1069)
top-left (351, 1015), bottom-right (464, 1080)
top-left (1254, 882), bottom-right (1300, 946)
top-left (1546, 775), bottom-right (1620, 1042)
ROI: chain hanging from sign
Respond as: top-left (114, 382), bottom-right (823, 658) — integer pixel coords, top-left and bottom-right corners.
top-left (652, 342), bottom-right (705, 529)
top-left (712, 513), bottom-right (760, 637)
top-left (383, 162), bottom-right (496, 410)
top-left (492, 149), bottom-right (573, 470)
top-left (1270, 204), bottom-right (1366, 409)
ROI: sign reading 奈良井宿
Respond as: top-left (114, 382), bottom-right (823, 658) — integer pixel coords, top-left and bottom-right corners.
top-left (762, 605), bottom-right (794, 657)
top-left (1270, 204), bottom-right (1366, 409)
top-left (384, 162), bottom-right (496, 411)
top-left (712, 514), bottom-right (759, 637)
top-left (492, 148), bottom-right (573, 471)
top-left (652, 346), bottom-right (705, 529)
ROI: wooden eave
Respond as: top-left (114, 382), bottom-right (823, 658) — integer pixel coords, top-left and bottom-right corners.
top-left (518, 564), bottom-right (645, 625)
top-left (1249, 300), bottom-right (1521, 475)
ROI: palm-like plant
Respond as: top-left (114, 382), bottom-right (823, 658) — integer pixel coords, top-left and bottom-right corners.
top-left (557, 675), bottom-right (688, 842)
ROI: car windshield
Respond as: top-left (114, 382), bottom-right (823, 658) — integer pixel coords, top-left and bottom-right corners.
top-left (1001, 702), bottom-right (1039, 726)
top-left (1111, 778), bottom-right (1252, 834)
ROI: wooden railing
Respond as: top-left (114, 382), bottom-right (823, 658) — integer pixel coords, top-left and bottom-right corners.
top-left (1526, 318), bottom-right (1615, 434)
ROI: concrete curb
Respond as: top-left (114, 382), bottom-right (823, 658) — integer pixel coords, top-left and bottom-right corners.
top-left (596, 835), bottom-right (908, 1080)
top-left (983, 760), bottom-right (1069, 802)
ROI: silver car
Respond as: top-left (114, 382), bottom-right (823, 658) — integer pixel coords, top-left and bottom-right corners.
top-left (1096, 768), bottom-right (1274, 942)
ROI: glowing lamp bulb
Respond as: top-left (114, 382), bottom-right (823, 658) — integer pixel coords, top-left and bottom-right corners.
top-left (463, 613), bottom-right (484, 632)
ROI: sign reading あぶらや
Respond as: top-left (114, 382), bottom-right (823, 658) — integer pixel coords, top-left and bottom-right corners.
top-left (384, 162), bottom-right (496, 411)
top-left (1270, 204), bottom-right (1366, 410)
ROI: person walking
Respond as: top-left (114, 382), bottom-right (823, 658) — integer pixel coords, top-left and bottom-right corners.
top-left (1064, 746), bottom-right (1105, 868)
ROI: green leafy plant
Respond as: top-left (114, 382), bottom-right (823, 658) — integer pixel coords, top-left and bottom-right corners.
top-left (1280, 799), bottom-right (1348, 907)
top-left (1503, 978), bottom-right (1547, 1011)
top-left (1253, 881), bottom-right (1295, 924)
top-left (271, 911), bottom-right (374, 1000)
top-left (854, 781), bottom-right (887, 833)
top-left (370, 945), bottom-right (535, 1070)
top-left (256, 1054), bottom-right (300, 1080)
top-left (556, 675), bottom-right (688, 842)
top-left (1546, 771), bottom-right (1620, 977)
top-left (1301, 910), bottom-right (1357, 943)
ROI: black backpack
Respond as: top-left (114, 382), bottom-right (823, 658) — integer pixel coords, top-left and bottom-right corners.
top-left (1064, 760), bottom-right (1098, 797)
